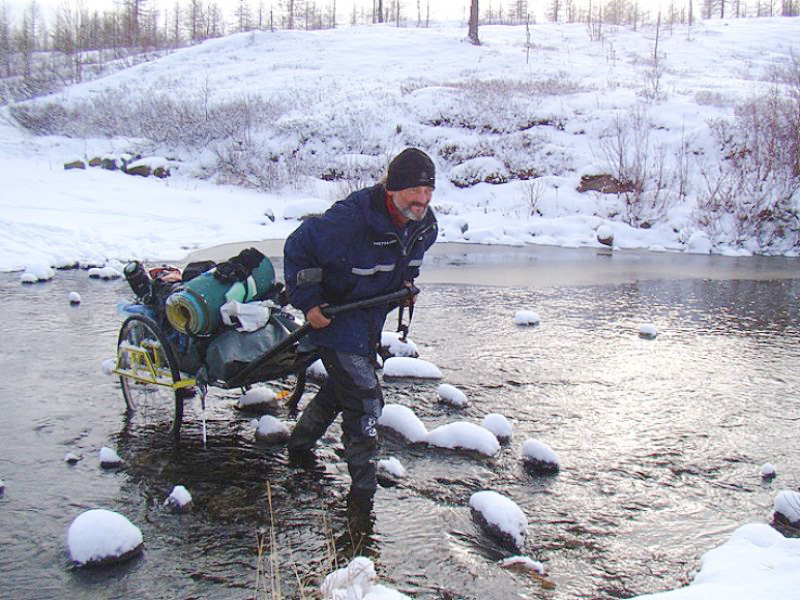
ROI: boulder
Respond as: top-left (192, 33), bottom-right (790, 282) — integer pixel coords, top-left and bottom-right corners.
top-left (578, 174), bottom-right (635, 194)
top-left (67, 509), bottom-right (143, 567)
top-left (64, 160), bottom-right (86, 170)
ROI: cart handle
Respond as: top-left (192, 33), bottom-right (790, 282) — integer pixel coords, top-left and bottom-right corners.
top-left (225, 285), bottom-right (420, 389)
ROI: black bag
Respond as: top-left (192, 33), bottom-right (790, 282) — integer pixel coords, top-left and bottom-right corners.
top-left (204, 313), bottom-right (298, 384)
top-left (183, 260), bottom-right (216, 282)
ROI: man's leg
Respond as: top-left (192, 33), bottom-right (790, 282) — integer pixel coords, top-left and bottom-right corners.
top-left (323, 351), bottom-right (383, 508)
top-left (288, 377), bottom-right (338, 453)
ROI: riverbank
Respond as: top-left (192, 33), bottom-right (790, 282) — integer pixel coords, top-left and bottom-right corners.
top-left (185, 240), bottom-right (800, 288)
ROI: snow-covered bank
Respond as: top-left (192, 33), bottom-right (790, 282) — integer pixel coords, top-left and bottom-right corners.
top-left (2, 18), bottom-right (799, 273)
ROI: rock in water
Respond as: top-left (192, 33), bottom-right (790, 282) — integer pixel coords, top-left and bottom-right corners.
top-left (67, 509), bottom-right (144, 567)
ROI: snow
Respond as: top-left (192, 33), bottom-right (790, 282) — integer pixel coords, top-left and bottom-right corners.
top-left (469, 490), bottom-right (528, 551)
top-left (437, 383), bottom-right (468, 408)
top-left (773, 490), bottom-right (800, 525)
top-left (481, 413), bottom-right (513, 443)
top-left (761, 462), bottom-right (776, 479)
top-left (639, 323), bottom-right (659, 339)
top-left (513, 310), bottom-right (541, 326)
top-left (64, 452), bottom-right (80, 464)
top-left (381, 331), bottom-right (419, 358)
top-left (632, 524), bottom-right (800, 600)
top-left (98, 446), bottom-right (123, 468)
top-left (499, 555), bottom-right (545, 575)
top-left (66, 509), bottom-right (143, 567)
top-left (377, 403), bottom-right (429, 444)
top-left (68, 291), bottom-right (82, 304)
top-left (427, 422), bottom-right (500, 456)
top-left (237, 386), bottom-right (279, 410)
top-left (165, 485), bottom-right (192, 510)
top-left (521, 438), bottom-right (561, 471)
top-left (254, 415), bottom-right (290, 443)
top-left (321, 556), bottom-right (412, 600)
top-left (101, 358), bottom-right (116, 375)
top-left (377, 457), bottom-right (407, 479)
top-left (1, 20), bottom-right (798, 274)
top-left (382, 357), bottom-right (443, 379)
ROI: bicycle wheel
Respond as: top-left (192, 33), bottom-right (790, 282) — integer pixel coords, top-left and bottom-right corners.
top-left (117, 315), bottom-right (185, 438)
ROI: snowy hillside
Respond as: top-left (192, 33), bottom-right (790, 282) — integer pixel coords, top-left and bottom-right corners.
top-left (1, 17), bottom-right (799, 271)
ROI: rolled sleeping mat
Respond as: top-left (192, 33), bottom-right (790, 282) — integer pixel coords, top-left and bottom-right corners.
top-left (165, 255), bottom-right (275, 336)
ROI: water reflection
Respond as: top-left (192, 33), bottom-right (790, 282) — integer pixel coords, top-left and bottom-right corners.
top-left (0, 266), bottom-right (799, 599)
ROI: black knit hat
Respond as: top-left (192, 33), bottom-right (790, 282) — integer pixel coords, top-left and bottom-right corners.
top-left (386, 148), bottom-right (436, 191)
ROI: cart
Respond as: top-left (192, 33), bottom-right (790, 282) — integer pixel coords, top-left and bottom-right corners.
top-left (114, 274), bottom-right (417, 442)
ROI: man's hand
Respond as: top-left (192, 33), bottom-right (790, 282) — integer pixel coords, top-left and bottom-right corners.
top-left (401, 281), bottom-right (418, 306)
top-left (306, 305), bottom-right (332, 329)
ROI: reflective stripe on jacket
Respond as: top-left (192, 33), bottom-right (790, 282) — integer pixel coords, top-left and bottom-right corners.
top-left (283, 184), bottom-right (438, 356)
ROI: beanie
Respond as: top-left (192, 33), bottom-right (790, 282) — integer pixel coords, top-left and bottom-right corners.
top-left (386, 148), bottom-right (436, 191)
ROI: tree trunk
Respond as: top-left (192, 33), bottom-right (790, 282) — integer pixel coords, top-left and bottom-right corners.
top-left (468, 0), bottom-right (479, 45)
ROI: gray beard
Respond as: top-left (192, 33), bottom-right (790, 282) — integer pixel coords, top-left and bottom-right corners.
top-left (394, 198), bottom-right (428, 222)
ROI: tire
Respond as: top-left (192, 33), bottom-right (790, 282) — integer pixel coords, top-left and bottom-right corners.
top-left (117, 315), bottom-right (185, 438)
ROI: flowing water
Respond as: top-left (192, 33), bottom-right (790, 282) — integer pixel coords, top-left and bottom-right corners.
top-left (1, 248), bottom-right (799, 600)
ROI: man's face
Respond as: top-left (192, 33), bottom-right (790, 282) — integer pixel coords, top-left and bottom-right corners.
top-left (391, 186), bottom-right (433, 222)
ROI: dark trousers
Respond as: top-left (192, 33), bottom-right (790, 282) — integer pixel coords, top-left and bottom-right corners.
top-left (288, 348), bottom-right (383, 502)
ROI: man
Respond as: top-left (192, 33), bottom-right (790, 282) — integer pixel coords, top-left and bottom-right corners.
top-left (283, 147), bottom-right (438, 509)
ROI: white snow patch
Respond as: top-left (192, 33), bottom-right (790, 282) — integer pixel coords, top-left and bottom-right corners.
top-left (165, 485), bottom-right (193, 509)
top-left (427, 422), bottom-right (500, 456)
top-left (639, 323), bottom-right (659, 339)
top-left (469, 490), bottom-right (528, 551)
top-left (67, 509), bottom-right (143, 567)
top-left (522, 438), bottom-right (560, 471)
top-left (377, 457), bottom-right (407, 479)
top-left (381, 331), bottom-right (419, 358)
top-left (481, 413), bottom-right (513, 443)
top-left (774, 490), bottom-right (800, 525)
top-left (499, 555), bottom-right (545, 575)
top-left (437, 383), bottom-right (468, 408)
top-left (383, 357), bottom-right (442, 379)
top-left (98, 446), bottom-right (123, 467)
top-left (514, 310), bottom-right (541, 326)
top-left (254, 415), bottom-right (290, 443)
top-left (237, 386), bottom-right (279, 410)
top-left (378, 403), bottom-right (429, 443)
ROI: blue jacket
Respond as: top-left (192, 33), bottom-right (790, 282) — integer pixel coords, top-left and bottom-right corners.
top-left (283, 184), bottom-right (438, 356)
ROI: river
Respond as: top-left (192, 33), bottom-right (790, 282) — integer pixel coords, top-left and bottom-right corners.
top-left (1, 243), bottom-right (798, 599)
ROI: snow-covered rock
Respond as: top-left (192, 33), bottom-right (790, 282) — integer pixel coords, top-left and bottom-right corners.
top-left (639, 323), bottom-right (658, 339)
top-left (482, 413), bottom-right (513, 444)
top-left (22, 263), bottom-right (55, 282)
top-left (514, 310), bottom-right (540, 326)
top-left (499, 555), bottom-right (545, 575)
top-left (64, 452), bottom-right (81, 464)
top-left (88, 266), bottom-right (121, 279)
top-left (321, 556), bottom-right (412, 600)
top-left (437, 383), bottom-right (468, 408)
top-left (68, 291), bottom-right (82, 304)
top-left (101, 358), bottom-right (116, 375)
top-left (522, 439), bottom-right (560, 474)
top-left (469, 490), bottom-right (528, 552)
top-left (427, 422), bottom-right (500, 456)
top-left (383, 357), bottom-right (442, 379)
top-left (164, 485), bottom-right (193, 512)
top-left (98, 446), bottom-right (123, 468)
top-left (761, 462), bottom-right (777, 480)
top-left (378, 457), bottom-right (407, 480)
top-left (236, 386), bottom-right (280, 412)
top-left (596, 224), bottom-right (614, 247)
top-left (773, 490), bottom-right (800, 527)
top-left (254, 415), bottom-right (290, 444)
top-left (378, 403), bottom-right (429, 444)
top-left (380, 331), bottom-right (419, 358)
top-left (0, 479), bottom-right (5, 494)
top-left (67, 509), bottom-right (144, 567)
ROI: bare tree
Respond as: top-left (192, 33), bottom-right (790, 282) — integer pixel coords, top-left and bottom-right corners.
top-left (468, 0), bottom-right (479, 44)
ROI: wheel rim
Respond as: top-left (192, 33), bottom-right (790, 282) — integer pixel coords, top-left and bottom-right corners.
top-left (117, 315), bottom-right (183, 437)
